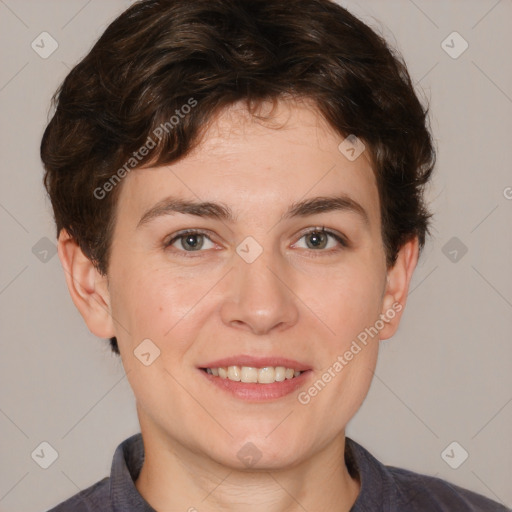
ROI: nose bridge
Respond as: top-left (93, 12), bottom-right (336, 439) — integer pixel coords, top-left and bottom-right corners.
top-left (239, 240), bottom-right (283, 295)
top-left (219, 236), bottom-right (299, 334)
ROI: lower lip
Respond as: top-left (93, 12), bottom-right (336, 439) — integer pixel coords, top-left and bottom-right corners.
top-left (199, 369), bottom-right (312, 401)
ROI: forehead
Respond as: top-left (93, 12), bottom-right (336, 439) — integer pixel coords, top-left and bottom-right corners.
top-left (116, 98), bottom-right (380, 232)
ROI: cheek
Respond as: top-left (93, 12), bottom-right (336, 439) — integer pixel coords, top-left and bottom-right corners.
top-left (112, 264), bottom-right (192, 331)
top-left (296, 259), bottom-right (384, 343)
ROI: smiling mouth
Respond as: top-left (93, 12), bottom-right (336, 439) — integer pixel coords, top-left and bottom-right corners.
top-left (201, 366), bottom-right (304, 384)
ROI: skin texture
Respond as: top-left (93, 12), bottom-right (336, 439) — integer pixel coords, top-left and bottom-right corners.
top-left (58, 98), bottom-right (419, 512)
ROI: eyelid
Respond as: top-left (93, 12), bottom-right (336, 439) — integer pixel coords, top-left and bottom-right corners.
top-left (295, 226), bottom-right (348, 247)
top-left (165, 227), bottom-right (214, 244)
top-left (164, 228), bottom-right (218, 250)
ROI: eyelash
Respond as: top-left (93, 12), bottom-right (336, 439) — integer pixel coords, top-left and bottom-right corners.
top-left (164, 227), bottom-right (349, 258)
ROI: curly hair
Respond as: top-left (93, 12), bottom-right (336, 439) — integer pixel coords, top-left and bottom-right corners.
top-left (40, 0), bottom-right (436, 355)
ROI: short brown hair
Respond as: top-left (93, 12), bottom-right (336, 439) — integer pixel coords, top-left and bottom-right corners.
top-left (41, 0), bottom-right (436, 355)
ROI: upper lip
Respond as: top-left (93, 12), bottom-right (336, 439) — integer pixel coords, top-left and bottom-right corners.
top-left (199, 355), bottom-right (312, 372)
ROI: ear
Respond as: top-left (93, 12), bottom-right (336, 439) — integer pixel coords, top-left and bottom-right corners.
top-left (378, 236), bottom-right (419, 341)
top-left (57, 229), bottom-right (115, 339)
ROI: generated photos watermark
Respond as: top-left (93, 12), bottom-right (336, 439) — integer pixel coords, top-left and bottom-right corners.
top-left (297, 301), bottom-right (403, 405)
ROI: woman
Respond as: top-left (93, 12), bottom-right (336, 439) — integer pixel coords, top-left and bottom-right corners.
top-left (41, 1), bottom-right (508, 510)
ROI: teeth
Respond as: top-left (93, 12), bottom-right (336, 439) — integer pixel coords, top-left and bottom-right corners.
top-left (241, 366), bottom-right (258, 383)
top-left (205, 365), bottom-right (303, 384)
top-left (258, 367), bottom-right (274, 384)
top-left (275, 366), bottom-right (286, 381)
top-left (227, 366), bottom-right (241, 381)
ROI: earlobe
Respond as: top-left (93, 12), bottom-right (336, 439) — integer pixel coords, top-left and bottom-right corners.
top-left (378, 236), bottom-right (420, 341)
top-left (57, 229), bottom-right (116, 339)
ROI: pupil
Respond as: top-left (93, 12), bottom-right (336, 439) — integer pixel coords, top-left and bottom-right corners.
top-left (184, 234), bottom-right (202, 250)
top-left (308, 231), bottom-right (326, 249)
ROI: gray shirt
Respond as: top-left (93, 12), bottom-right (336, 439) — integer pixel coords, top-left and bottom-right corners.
top-left (46, 433), bottom-right (510, 511)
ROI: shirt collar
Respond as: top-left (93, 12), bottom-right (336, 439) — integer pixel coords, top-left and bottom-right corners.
top-left (110, 433), bottom-right (156, 512)
top-left (345, 437), bottom-right (392, 511)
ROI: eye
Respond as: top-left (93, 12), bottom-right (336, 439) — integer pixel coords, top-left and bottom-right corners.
top-left (165, 229), bottom-right (216, 254)
top-left (164, 226), bottom-right (348, 258)
top-left (292, 227), bottom-right (348, 253)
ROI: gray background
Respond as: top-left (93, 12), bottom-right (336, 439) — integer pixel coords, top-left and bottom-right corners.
top-left (0, 0), bottom-right (511, 510)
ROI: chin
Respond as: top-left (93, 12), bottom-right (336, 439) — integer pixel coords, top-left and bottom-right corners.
top-left (204, 433), bottom-right (311, 471)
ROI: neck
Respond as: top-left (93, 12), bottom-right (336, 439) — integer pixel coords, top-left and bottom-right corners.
top-left (135, 422), bottom-right (360, 512)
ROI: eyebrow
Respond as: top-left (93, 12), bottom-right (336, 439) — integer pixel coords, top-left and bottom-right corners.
top-left (136, 194), bottom-right (370, 229)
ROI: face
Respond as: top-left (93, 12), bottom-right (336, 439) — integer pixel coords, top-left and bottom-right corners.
top-left (89, 99), bottom-right (411, 469)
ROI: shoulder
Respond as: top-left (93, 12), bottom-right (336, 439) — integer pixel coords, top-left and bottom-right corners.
top-left (44, 476), bottom-right (110, 512)
top-left (386, 465), bottom-right (510, 511)
top-left (345, 438), bottom-right (510, 512)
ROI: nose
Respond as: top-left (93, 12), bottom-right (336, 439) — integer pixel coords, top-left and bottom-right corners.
top-left (219, 248), bottom-right (300, 335)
